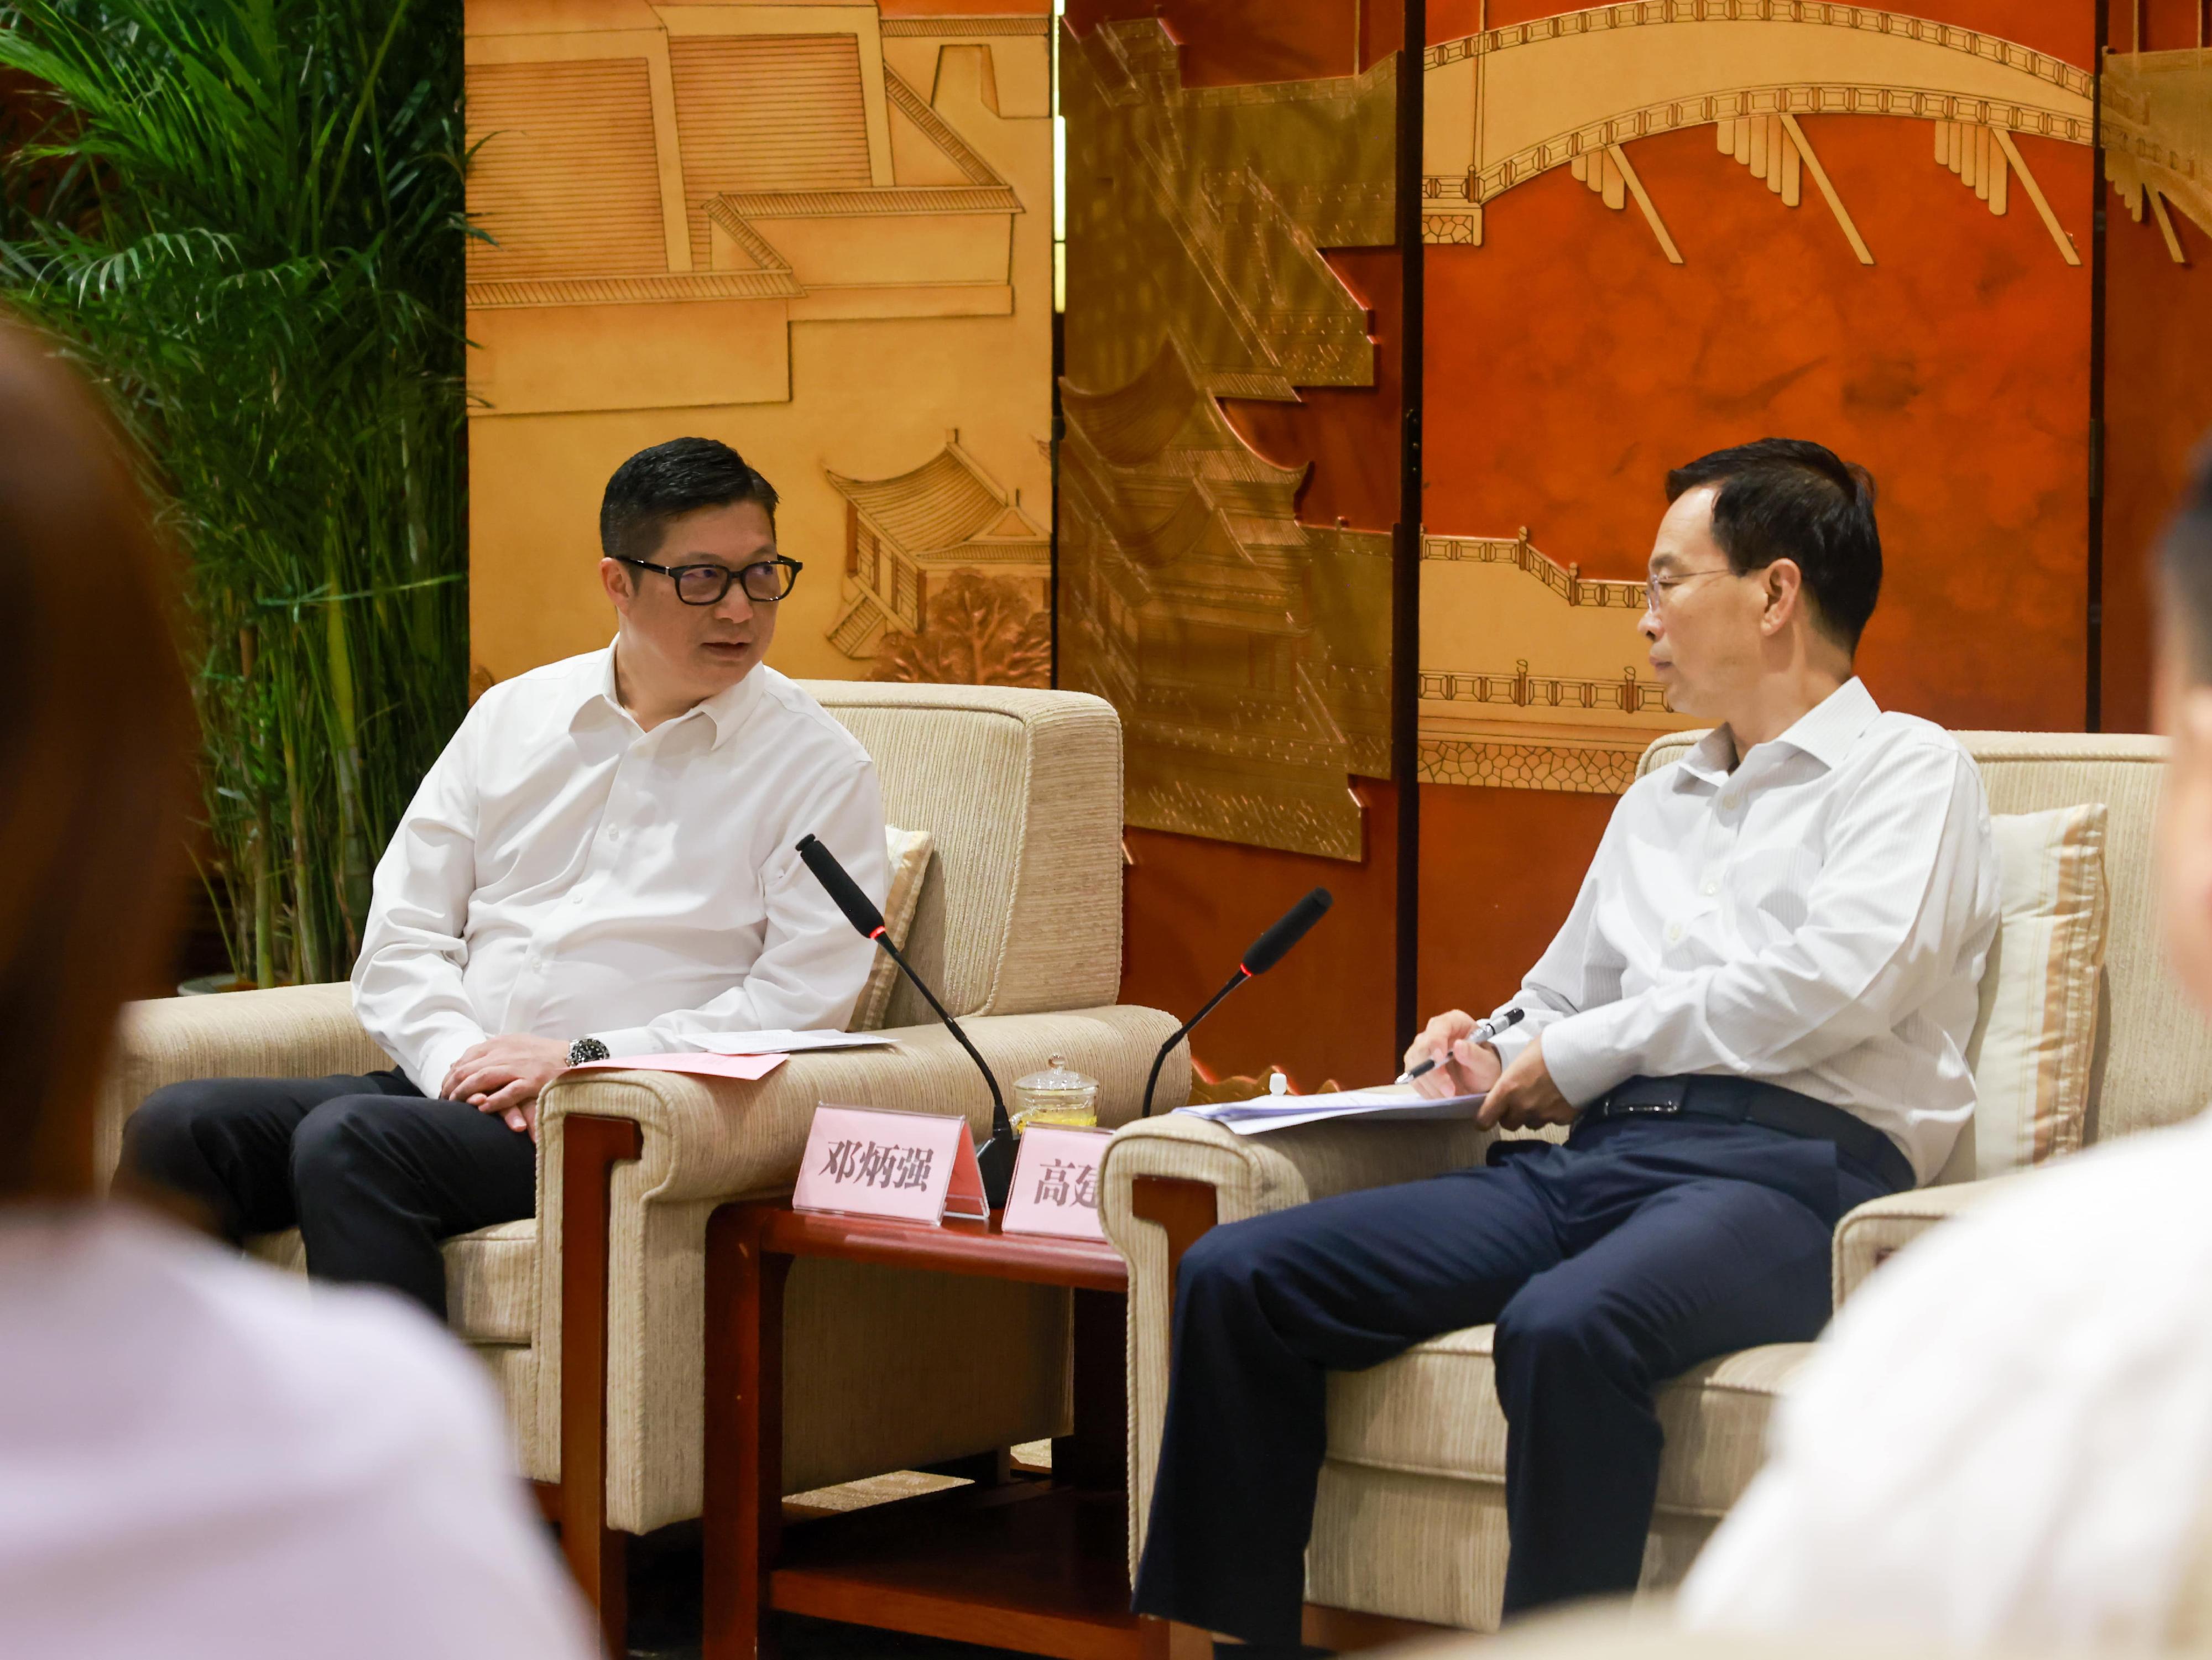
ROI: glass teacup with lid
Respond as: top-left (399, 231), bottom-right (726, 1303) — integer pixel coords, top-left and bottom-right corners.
top-left (1010, 1053), bottom-right (1100, 1133)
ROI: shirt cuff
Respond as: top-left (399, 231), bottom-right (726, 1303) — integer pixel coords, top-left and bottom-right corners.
top-left (1534, 1005), bottom-right (1640, 1108)
top-left (1486, 1016), bottom-right (1539, 1073)
top-left (586, 1027), bottom-right (667, 1062)
top-left (417, 1030), bottom-right (487, 1101)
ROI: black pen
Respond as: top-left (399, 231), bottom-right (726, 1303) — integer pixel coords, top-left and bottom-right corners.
top-left (1396, 1006), bottom-right (1526, 1084)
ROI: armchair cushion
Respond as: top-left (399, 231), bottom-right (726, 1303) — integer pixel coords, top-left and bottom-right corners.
top-left (1832, 1174), bottom-right (2023, 1306)
top-left (246, 1217), bottom-right (539, 1345)
top-left (1328, 1328), bottom-right (1813, 1518)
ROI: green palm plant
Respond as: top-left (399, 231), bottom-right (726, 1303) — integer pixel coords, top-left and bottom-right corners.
top-left (0, 0), bottom-right (467, 987)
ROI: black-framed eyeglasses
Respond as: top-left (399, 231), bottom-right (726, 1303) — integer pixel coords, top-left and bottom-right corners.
top-left (615, 554), bottom-right (804, 605)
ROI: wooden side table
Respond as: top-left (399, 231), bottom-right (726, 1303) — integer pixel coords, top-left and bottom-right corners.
top-left (701, 1200), bottom-right (1171, 1660)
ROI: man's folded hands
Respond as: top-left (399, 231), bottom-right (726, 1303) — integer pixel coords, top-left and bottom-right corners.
top-left (441, 1035), bottom-right (572, 1142)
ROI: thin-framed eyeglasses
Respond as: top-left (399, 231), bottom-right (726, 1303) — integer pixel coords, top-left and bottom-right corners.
top-left (614, 554), bottom-right (804, 605)
top-left (1644, 567), bottom-right (1733, 612)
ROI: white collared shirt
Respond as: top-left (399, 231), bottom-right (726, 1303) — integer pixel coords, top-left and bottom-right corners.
top-left (1486, 678), bottom-right (1999, 1184)
top-left (351, 646), bottom-right (890, 1093)
top-left (1680, 1110), bottom-right (2212, 1649)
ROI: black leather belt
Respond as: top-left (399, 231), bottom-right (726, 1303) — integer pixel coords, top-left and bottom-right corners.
top-left (1585, 1074), bottom-right (1914, 1195)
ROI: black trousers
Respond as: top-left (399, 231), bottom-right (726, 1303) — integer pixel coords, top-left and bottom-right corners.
top-left (119, 1069), bottom-right (538, 1319)
top-left (1129, 1114), bottom-right (1891, 1642)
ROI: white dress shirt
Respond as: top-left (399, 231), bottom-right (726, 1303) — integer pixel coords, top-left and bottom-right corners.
top-left (1486, 678), bottom-right (2000, 1184)
top-left (352, 647), bottom-right (889, 1092)
top-left (1680, 1110), bottom-right (2212, 1650)
top-left (0, 1207), bottom-right (597, 1660)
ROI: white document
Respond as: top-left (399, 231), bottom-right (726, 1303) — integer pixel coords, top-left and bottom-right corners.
top-left (695, 1029), bottom-right (900, 1056)
top-left (1177, 1083), bottom-right (1486, 1136)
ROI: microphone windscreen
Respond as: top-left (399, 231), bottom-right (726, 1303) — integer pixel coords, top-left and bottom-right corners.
top-left (1241, 886), bottom-right (1333, 975)
top-left (797, 834), bottom-right (886, 938)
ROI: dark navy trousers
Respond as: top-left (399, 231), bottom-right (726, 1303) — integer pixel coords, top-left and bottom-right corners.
top-left (119, 1069), bottom-right (539, 1319)
top-left (1129, 1115), bottom-right (1891, 1641)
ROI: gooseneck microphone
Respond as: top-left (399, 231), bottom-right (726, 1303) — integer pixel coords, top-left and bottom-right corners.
top-left (796, 834), bottom-right (1017, 1209)
top-left (1141, 887), bottom-right (1333, 1117)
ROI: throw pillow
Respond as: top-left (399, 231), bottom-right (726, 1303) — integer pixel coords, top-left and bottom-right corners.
top-left (1943, 802), bottom-right (2110, 1181)
top-left (851, 825), bottom-right (935, 1032)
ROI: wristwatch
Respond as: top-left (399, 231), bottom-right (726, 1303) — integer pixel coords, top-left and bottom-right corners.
top-left (567, 1036), bottom-right (611, 1067)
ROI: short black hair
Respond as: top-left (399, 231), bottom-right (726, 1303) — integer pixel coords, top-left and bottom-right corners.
top-left (1665, 438), bottom-right (1882, 652)
top-left (598, 437), bottom-right (779, 563)
top-left (2163, 447), bottom-right (2212, 685)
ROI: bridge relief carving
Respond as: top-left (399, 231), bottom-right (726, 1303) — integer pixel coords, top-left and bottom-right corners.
top-left (1421, 4), bottom-right (2204, 268)
top-left (1419, 529), bottom-right (1699, 796)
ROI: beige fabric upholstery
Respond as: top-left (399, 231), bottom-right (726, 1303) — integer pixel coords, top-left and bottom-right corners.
top-left (109, 684), bottom-right (1181, 1536)
top-left (810, 682), bottom-right (1125, 1025)
top-left (1408, 1606), bottom-right (1996, 1660)
top-left (1103, 729), bottom-right (2212, 1633)
top-left (1830, 1174), bottom-right (2022, 1307)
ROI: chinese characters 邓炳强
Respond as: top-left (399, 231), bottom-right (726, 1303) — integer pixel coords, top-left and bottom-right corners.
top-left (817, 1137), bottom-right (937, 1192)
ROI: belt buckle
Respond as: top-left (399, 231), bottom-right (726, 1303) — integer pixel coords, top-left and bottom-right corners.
top-left (1609, 1079), bottom-right (1685, 1116)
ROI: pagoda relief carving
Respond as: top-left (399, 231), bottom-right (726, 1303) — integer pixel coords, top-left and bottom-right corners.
top-left (826, 434), bottom-right (1050, 687)
top-left (1058, 18), bottom-right (1396, 862)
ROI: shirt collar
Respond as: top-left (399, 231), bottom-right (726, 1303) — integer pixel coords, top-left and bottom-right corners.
top-left (1768, 676), bottom-right (1880, 771)
top-left (1673, 677), bottom-right (1881, 785)
top-left (571, 640), bottom-right (767, 750)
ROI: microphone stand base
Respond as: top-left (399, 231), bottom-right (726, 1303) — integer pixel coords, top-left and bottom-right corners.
top-left (976, 1131), bottom-right (1016, 1212)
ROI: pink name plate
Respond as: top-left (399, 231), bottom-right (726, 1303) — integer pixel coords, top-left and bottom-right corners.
top-left (1001, 1125), bottom-right (1113, 1241)
top-left (791, 1103), bottom-right (988, 1225)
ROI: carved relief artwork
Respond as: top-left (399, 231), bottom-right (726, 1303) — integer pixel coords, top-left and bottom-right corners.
top-left (463, 0), bottom-right (1052, 689)
top-left (1058, 19), bottom-right (1396, 862)
top-left (1421, 5), bottom-right (2095, 265)
top-left (1418, 534), bottom-right (1688, 794)
top-left (2104, 48), bottom-right (2212, 264)
top-left (1413, 3), bottom-right (2155, 795)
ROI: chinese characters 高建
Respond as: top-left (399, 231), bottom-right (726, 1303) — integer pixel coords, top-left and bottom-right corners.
top-left (1031, 1157), bottom-right (1098, 1210)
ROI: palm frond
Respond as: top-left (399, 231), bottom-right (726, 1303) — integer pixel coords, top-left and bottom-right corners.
top-left (0, 0), bottom-right (467, 986)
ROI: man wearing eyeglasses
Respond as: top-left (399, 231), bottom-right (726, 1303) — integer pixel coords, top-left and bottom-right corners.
top-left (1131, 439), bottom-right (2002, 1656)
top-left (120, 437), bottom-right (889, 1316)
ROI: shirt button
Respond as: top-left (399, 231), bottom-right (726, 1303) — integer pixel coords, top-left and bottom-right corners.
top-left (1665, 921), bottom-right (1685, 944)
top-left (1721, 792), bottom-right (1741, 810)
top-left (1701, 879), bottom-right (1719, 897)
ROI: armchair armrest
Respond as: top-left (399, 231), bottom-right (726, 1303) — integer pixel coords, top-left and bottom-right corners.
top-left (1833, 1174), bottom-right (2026, 1307)
top-left (98, 983), bottom-right (390, 1188)
top-left (536, 1003), bottom-right (1182, 1205)
top-left (530, 1001), bottom-right (1182, 1532)
top-left (1095, 1110), bottom-right (1492, 1569)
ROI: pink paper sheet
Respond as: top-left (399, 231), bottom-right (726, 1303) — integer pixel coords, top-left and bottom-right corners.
top-left (568, 1052), bottom-right (789, 1082)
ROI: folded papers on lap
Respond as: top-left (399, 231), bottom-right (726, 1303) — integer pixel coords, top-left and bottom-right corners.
top-left (1179, 1084), bottom-right (1487, 1135)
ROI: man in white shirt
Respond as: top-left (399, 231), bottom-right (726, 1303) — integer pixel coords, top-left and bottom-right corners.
top-left (1674, 455), bottom-right (2212, 1649)
top-left (1129, 440), bottom-right (1999, 1654)
top-left (120, 438), bottom-right (889, 1314)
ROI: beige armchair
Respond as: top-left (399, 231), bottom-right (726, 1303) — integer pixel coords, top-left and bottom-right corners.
top-left (1099, 731), bottom-right (2212, 1640)
top-left (100, 682), bottom-right (1186, 1647)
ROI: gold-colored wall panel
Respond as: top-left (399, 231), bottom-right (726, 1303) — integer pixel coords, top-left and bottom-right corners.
top-left (1058, 19), bottom-right (1397, 862)
top-left (464, 2), bottom-right (1052, 691)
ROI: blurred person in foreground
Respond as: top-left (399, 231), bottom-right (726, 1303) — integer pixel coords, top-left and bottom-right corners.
top-left (1679, 451), bottom-right (2212, 1649)
top-left (0, 315), bottom-right (598, 1659)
